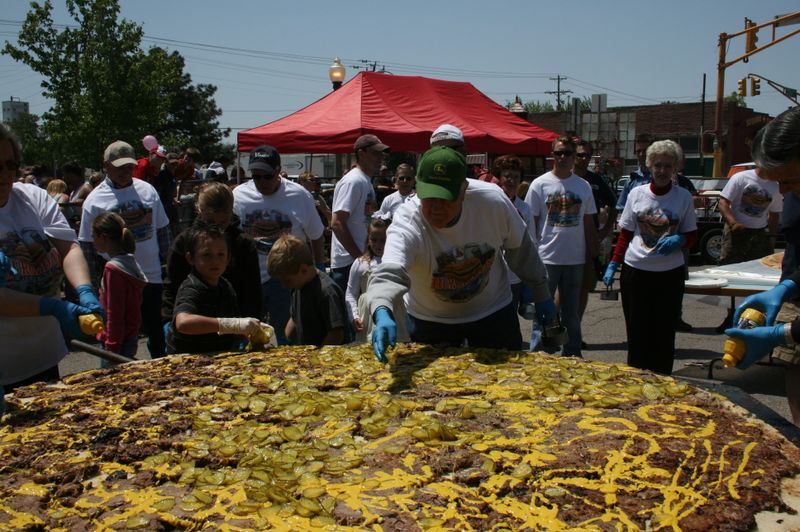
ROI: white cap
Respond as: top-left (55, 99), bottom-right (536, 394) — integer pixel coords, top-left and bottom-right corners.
top-left (430, 124), bottom-right (465, 147)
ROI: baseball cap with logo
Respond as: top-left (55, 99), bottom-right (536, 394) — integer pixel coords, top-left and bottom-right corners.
top-left (416, 146), bottom-right (467, 201)
top-left (354, 134), bottom-right (390, 153)
top-left (103, 141), bottom-right (137, 167)
top-left (249, 145), bottom-right (281, 172)
top-left (430, 124), bottom-right (465, 147)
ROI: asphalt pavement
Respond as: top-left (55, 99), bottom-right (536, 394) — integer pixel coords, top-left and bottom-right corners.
top-left (60, 264), bottom-right (794, 426)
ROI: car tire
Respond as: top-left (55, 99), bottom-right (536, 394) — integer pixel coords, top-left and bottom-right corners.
top-left (700, 227), bottom-right (723, 264)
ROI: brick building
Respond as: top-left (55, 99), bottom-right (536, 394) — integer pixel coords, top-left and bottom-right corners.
top-left (528, 101), bottom-right (771, 177)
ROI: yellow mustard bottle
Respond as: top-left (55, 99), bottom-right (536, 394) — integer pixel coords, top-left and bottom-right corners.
top-left (722, 308), bottom-right (766, 367)
top-left (78, 313), bottom-right (105, 335)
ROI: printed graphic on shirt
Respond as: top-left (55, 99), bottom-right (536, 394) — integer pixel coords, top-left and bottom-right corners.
top-left (1, 229), bottom-right (62, 296)
top-left (636, 206), bottom-right (679, 249)
top-left (114, 200), bottom-right (154, 242)
top-left (545, 192), bottom-right (583, 227)
top-left (242, 210), bottom-right (292, 254)
top-left (431, 243), bottom-right (496, 302)
top-left (737, 184), bottom-right (774, 218)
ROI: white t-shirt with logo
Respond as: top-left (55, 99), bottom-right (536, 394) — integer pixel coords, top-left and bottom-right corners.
top-left (619, 185), bottom-right (697, 272)
top-left (233, 178), bottom-right (324, 283)
top-left (0, 184), bottom-right (78, 384)
top-left (79, 178), bottom-right (169, 283)
top-left (525, 172), bottom-right (596, 266)
top-left (382, 179), bottom-right (525, 323)
top-left (721, 169), bottom-right (782, 229)
top-left (331, 167), bottom-right (376, 269)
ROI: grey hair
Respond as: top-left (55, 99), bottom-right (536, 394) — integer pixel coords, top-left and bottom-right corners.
top-left (0, 122), bottom-right (23, 164)
top-left (752, 106), bottom-right (800, 169)
top-left (646, 140), bottom-right (683, 168)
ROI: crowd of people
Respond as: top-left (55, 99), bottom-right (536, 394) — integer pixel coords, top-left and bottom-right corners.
top-left (1, 107), bottom-right (799, 422)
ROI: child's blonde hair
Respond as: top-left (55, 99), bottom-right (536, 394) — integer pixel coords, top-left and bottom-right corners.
top-left (268, 234), bottom-right (313, 278)
top-left (46, 179), bottom-right (67, 196)
top-left (196, 181), bottom-right (233, 218)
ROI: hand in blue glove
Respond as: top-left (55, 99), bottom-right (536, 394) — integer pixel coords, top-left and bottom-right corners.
top-left (734, 280), bottom-right (799, 325)
top-left (75, 284), bottom-right (105, 320)
top-left (724, 324), bottom-right (787, 369)
top-left (603, 261), bottom-right (619, 288)
top-left (534, 298), bottom-right (557, 328)
top-left (39, 297), bottom-right (94, 339)
top-left (0, 251), bottom-right (18, 288)
top-left (654, 234), bottom-right (686, 256)
top-left (371, 307), bottom-right (397, 363)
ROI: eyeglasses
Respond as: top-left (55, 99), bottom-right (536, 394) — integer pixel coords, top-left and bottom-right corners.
top-left (0, 159), bottom-right (20, 172)
top-left (397, 176), bottom-right (414, 182)
top-left (553, 150), bottom-right (574, 157)
top-left (575, 153), bottom-right (592, 159)
top-left (652, 163), bottom-right (674, 170)
top-left (252, 173), bottom-right (277, 180)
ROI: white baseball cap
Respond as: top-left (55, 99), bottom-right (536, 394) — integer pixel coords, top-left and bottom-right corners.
top-left (430, 124), bottom-right (465, 147)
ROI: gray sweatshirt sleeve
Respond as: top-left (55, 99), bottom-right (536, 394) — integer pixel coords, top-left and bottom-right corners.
top-left (504, 230), bottom-right (551, 303)
top-left (366, 262), bottom-right (410, 319)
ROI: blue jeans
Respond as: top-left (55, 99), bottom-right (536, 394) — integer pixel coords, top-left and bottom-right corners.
top-left (330, 264), bottom-right (352, 295)
top-left (531, 264), bottom-right (583, 356)
top-left (262, 278), bottom-right (291, 345)
top-left (142, 283), bottom-right (165, 358)
top-left (408, 302), bottom-right (522, 350)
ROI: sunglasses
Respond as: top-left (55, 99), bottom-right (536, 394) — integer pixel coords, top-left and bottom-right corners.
top-left (553, 150), bottom-right (574, 157)
top-left (0, 159), bottom-right (20, 172)
top-left (252, 173), bottom-right (277, 180)
top-left (575, 153), bottom-right (592, 159)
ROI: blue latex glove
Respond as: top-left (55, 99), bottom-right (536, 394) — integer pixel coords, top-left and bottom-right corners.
top-left (39, 297), bottom-right (93, 340)
top-left (0, 251), bottom-right (17, 288)
top-left (603, 261), bottom-right (619, 288)
top-left (654, 234), bottom-right (686, 256)
top-left (371, 307), bottom-right (397, 363)
top-left (76, 284), bottom-right (105, 320)
top-left (315, 263), bottom-right (327, 273)
top-left (734, 279), bottom-right (799, 325)
top-left (724, 324), bottom-right (787, 369)
top-left (534, 298), bottom-right (557, 328)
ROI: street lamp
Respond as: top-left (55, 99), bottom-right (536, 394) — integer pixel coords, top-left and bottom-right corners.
top-left (329, 57), bottom-right (346, 91)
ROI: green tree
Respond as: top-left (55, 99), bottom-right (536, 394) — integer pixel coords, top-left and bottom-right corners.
top-left (6, 113), bottom-right (50, 166)
top-left (724, 91), bottom-right (746, 107)
top-left (3, 0), bottom-right (226, 167)
top-left (505, 100), bottom-right (557, 113)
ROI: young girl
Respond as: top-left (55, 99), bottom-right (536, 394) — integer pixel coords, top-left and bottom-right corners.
top-left (92, 213), bottom-right (147, 359)
top-left (167, 224), bottom-right (271, 355)
top-left (345, 219), bottom-right (409, 342)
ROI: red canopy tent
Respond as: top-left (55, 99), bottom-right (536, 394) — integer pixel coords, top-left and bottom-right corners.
top-left (237, 72), bottom-right (559, 155)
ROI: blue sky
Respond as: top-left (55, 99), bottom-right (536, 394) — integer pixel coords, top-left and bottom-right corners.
top-left (1, 0), bottom-right (799, 141)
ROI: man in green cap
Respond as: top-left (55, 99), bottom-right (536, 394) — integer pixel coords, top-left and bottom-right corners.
top-left (366, 146), bottom-right (555, 362)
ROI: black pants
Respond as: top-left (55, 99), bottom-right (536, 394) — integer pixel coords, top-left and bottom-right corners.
top-left (408, 302), bottom-right (522, 350)
top-left (620, 264), bottom-right (685, 375)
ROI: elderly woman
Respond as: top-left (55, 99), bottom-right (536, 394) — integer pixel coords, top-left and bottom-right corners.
top-left (0, 123), bottom-right (102, 394)
top-left (602, 140), bottom-right (698, 375)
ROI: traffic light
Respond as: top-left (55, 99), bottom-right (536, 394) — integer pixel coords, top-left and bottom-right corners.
top-left (750, 77), bottom-right (760, 96)
top-left (745, 18), bottom-right (759, 53)
top-left (737, 79), bottom-right (747, 97)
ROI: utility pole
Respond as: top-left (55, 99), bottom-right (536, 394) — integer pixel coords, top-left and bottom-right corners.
top-left (546, 75), bottom-right (572, 111)
top-left (712, 11), bottom-right (800, 176)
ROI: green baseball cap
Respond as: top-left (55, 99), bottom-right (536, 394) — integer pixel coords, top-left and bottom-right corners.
top-left (415, 146), bottom-right (466, 201)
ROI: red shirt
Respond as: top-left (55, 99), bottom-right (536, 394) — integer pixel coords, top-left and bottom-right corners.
top-left (132, 157), bottom-right (161, 183)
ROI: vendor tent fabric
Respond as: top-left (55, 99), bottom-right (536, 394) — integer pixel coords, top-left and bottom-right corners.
top-left (238, 72), bottom-right (559, 155)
